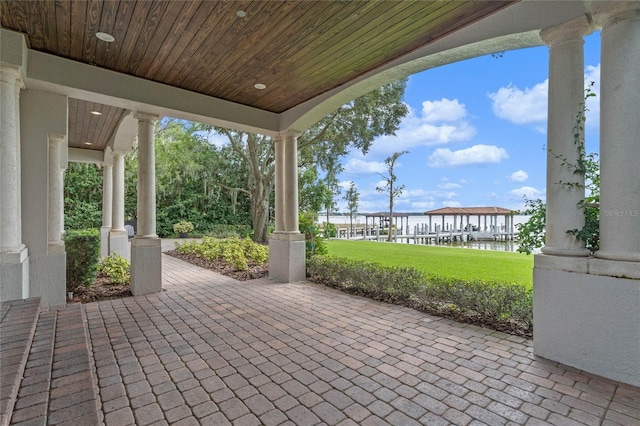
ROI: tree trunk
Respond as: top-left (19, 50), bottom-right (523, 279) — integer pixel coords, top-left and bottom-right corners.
top-left (250, 180), bottom-right (271, 243)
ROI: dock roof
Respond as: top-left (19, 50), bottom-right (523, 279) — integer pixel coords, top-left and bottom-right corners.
top-left (424, 207), bottom-right (515, 215)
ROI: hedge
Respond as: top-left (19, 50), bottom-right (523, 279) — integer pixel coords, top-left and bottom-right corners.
top-left (65, 228), bottom-right (100, 291)
top-left (307, 256), bottom-right (532, 337)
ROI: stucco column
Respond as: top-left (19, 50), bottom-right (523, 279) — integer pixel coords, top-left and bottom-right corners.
top-left (135, 113), bottom-right (158, 237)
top-left (0, 65), bottom-right (29, 301)
top-left (130, 112), bottom-right (161, 296)
top-left (48, 135), bottom-right (65, 252)
top-left (269, 131), bottom-right (305, 283)
top-left (111, 152), bottom-right (125, 232)
top-left (100, 162), bottom-right (113, 258)
top-left (540, 17), bottom-right (592, 257)
top-left (0, 66), bottom-right (24, 253)
top-left (274, 135), bottom-right (285, 233)
top-left (109, 151), bottom-right (129, 260)
top-left (594, 4), bottom-right (640, 262)
top-left (283, 132), bottom-right (300, 233)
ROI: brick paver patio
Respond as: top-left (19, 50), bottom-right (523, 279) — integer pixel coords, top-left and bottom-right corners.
top-left (5, 241), bottom-right (640, 425)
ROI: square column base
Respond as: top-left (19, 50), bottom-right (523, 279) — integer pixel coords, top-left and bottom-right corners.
top-left (109, 230), bottom-right (130, 261)
top-left (131, 237), bottom-right (162, 296)
top-left (100, 226), bottom-right (111, 259)
top-left (0, 247), bottom-right (29, 301)
top-left (268, 233), bottom-right (306, 283)
top-left (534, 256), bottom-right (640, 387)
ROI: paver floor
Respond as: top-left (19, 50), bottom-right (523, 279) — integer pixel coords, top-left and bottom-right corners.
top-left (81, 248), bottom-right (639, 425)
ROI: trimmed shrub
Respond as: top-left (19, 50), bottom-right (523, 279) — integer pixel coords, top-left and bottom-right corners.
top-left (299, 212), bottom-right (327, 259)
top-left (307, 256), bottom-right (533, 336)
top-left (206, 224), bottom-right (253, 239)
top-left (100, 253), bottom-right (130, 285)
top-left (176, 237), bottom-right (267, 271)
top-left (65, 228), bottom-right (100, 291)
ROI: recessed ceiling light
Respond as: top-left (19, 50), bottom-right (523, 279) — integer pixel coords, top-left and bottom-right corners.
top-left (90, 110), bottom-right (102, 116)
top-left (236, 10), bottom-right (247, 18)
top-left (84, 142), bottom-right (93, 146)
top-left (254, 83), bottom-right (266, 90)
top-left (96, 32), bottom-right (115, 42)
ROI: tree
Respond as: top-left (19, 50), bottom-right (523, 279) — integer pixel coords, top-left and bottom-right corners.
top-left (343, 182), bottom-right (359, 237)
top-left (212, 79), bottom-right (408, 243)
top-left (376, 150), bottom-right (408, 241)
top-left (64, 162), bottom-right (103, 230)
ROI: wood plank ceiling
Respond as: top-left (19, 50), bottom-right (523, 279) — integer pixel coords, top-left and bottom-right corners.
top-left (1, 0), bottom-right (517, 150)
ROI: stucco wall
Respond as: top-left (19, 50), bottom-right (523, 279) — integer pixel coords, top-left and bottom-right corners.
top-left (20, 89), bottom-right (68, 307)
top-left (534, 267), bottom-right (640, 387)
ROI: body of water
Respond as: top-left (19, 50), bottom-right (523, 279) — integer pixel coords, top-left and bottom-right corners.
top-left (321, 214), bottom-right (534, 253)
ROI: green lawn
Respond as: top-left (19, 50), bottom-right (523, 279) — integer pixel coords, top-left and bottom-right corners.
top-left (325, 240), bottom-right (534, 287)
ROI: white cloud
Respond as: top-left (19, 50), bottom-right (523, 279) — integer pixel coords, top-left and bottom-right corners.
top-left (344, 158), bottom-right (386, 175)
top-left (442, 201), bottom-right (462, 208)
top-left (489, 63), bottom-right (601, 129)
top-left (438, 180), bottom-right (461, 190)
top-left (488, 81), bottom-right (549, 124)
top-left (338, 180), bottom-right (354, 190)
top-left (421, 98), bottom-right (467, 122)
top-left (428, 144), bottom-right (508, 167)
top-left (508, 186), bottom-right (544, 200)
top-left (509, 170), bottom-right (528, 182)
top-left (371, 98), bottom-right (476, 153)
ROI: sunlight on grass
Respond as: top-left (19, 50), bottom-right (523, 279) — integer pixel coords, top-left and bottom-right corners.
top-left (326, 240), bottom-right (534, 287)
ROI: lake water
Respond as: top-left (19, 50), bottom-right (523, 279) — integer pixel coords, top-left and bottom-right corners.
top-left (321, 214), bottom-right (534, 253)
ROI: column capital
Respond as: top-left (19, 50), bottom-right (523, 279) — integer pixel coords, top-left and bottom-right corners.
top-left (0, 65), bottom-right (24, 88)
top-left (277, 130), bottom-right (301, 140)
top-left (134, 112), bottom-right (159, 122)
top-left (540, 15), bottom-right (593, 47)
top-left (592, 2), bottom-right (640, 28)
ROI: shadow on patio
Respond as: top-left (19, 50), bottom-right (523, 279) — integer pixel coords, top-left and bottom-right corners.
top-left (2, 241), bottom-right (639, 425)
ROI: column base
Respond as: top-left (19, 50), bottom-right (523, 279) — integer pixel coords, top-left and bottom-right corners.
top-left (534, 263), bottom-right (640, 387)
top-left (594, 250), bottom-right (640, 263)
top-left (268, 233), bottom-right (306, 283)
top-left (30, 251), bottom-right (66, 307)
top-left (100, 226), bottom-right (111, 258)
top-left (541, 246), bottom-right (591, 257)
top-left (109, 230), bottom-right (130, 261)
top-left (131, 237), bottom-right (162, 296)
top-left (0, 246), bottom-right (29, 301)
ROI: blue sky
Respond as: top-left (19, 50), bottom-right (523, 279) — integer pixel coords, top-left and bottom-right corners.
top-left (335, 32), bottom-right (602, 214)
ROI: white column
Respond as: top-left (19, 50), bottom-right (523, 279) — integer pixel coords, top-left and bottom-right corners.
top-left (0, 65), bottom-right (28, 302)
top-left (130, 112), bottom-right (161, 296)
top-left (274, 135), bottom-right (285, 233)
top-left (102, 164), bottom-right (113, 228)
top-left (135, 113), bottom-right (158, 238)
top-left (0, 66), bottom-right (24, 253)
top-left (100, 163), bottom-right (113, 258)
top-left (594, 4), bottom-right (640, 262)
top-left (283, 132), bottom-right (300, 233)
top-left (540, 17), bottom-right (592, 257)
top-left (48, 136), bottom-right (65, 252)
top-left (109, 151), bottom-right (129, 260)
top-left (269, 131), bottom-right (305, 283)
top-left (111, 152), bottom-right (125, 232)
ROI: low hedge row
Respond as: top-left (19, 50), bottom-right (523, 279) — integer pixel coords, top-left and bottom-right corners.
top-left (176, 237), bottom-right (268, 271)
top-left (307, 256), bottom-right (532, 337)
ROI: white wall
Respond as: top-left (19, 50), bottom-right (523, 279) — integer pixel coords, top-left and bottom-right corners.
top-left (534, 262), bottom-right (640, 387)
top-left (20, 89), bottom-right (68, 307)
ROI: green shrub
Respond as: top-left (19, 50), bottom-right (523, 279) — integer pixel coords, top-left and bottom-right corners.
top-left (323, 223), bottom-right (337, 238)
top-left (299, 212), bottom-right (326, 259)
top-left (173, 220), bottom-right (194, 234)
top-left (176, 237), bottom-right (267, 271)
top-left (65, 228), bottom-right (100, 291)
top-left (100, 253), bottom-right (130, 285)
top-left (307, 256), bottom-right (533, 335)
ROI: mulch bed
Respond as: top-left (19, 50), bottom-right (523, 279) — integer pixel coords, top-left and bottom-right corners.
top-left (68, 272), bottom-right (132, 304)
top-left (164, 250), bottom-right (269, 281)
top-left (69, 251), bottom-right (268, 304)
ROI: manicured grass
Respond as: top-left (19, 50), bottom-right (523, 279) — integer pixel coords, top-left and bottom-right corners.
top-left (326, 240), bottom-right (534, 287)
